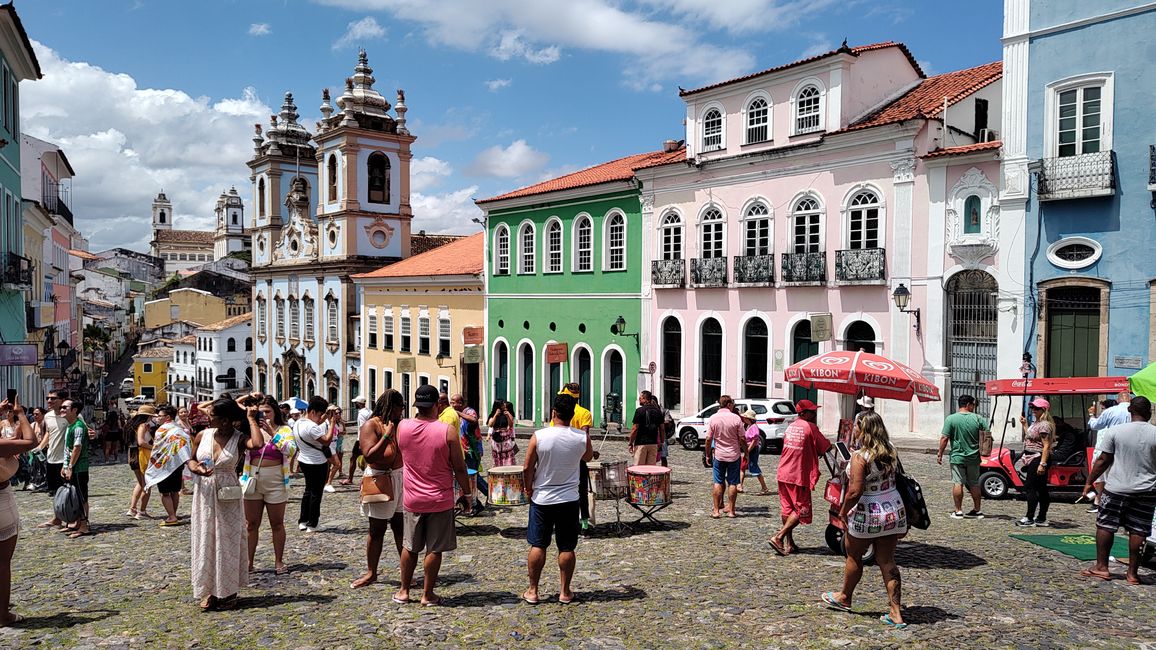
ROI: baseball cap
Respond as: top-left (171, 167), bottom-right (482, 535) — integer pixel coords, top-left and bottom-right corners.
top-left (414, 384), bottom-right (439, 408)
top-left (352, 395), bottom-right (367, 404)
top-left (1029, 398), bottom-right (1050, 410)
top-left (795, 399), bottom-right (821, 412)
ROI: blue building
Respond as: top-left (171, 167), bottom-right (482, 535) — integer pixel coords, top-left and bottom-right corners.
top-left (1002, 1), bottom-right (1156, 385)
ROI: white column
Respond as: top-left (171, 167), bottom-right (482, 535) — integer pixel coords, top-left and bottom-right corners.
top-left (639, 192), bottom-right (655, 393)
top-left (916, 165), bottom-right (950, 436)
top-left (889, 157), bottom-right (916, 368)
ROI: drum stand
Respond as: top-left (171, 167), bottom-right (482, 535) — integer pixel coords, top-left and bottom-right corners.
top-left (596, 495), bottom-right (631, 536)
top-left (627, 501), bottom-right (670, 528)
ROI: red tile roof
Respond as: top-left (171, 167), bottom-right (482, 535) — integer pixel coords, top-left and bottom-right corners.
top-left (922, 140), bottom-right (1002, 159)
top-left (154, 229), bottom-right (215, 245)
top-left (354, 232), bottom-right (485, 279)
top-left (477, 147), bottom-right (687, 204)
top-left (679, 42), bottom-right (923, 97)
top-left (198, 313), bottom-right (252, 332)
top-left (844, 62), bottom-right (1002, 132)
top-left (411, 233), bottom-right (466, 256)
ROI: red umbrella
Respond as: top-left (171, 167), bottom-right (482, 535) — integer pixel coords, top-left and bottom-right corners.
top-left (784, 350), bottom-right (941, 402)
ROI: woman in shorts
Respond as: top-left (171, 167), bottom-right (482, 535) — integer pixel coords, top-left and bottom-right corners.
top-left (740, 410), bottom-right (771, 495)
top-left (242, 396), bottom-right (296, 575)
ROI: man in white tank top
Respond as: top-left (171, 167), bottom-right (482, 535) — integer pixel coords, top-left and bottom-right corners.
top-left (522, 394), bottom-right (593, 605)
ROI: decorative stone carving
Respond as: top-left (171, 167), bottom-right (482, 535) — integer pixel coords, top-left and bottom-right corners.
top-left (641, 194), bottom-right (654, 212)
top-left (364, 216), bottom-right (396, 249)
top-left (946, 167), bottom-right (999, 265)
top-left (272, 177), bottom-right (318, 263)
top-left (890, 158), bottom-right (916, 184)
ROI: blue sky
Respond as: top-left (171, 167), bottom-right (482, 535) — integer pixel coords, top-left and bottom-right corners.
top-left (16, 0), bottom-right (1003, 252)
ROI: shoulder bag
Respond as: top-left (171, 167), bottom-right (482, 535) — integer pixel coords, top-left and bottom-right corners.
top-left (240, 444), bottom-right (267, 497)
top-left (360, 467), bottom-right (394, 504)
top-left (978, 414), bottom-right (994, 457)
top-left (894, 459), bottom-right (931, 530)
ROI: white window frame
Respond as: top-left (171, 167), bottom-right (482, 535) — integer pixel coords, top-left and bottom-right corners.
top-left (437, 316), bottom-right (451, 357)
top-left (790, 193), bottom-right (825, 254)
top-left (740, 199), bottom-right (772, 257)
top-left (572, 214), bottom-right (593, 273)
top-left (383, 311), bottom-right (395, 350)
top-left (603, 211), bottom-right (626, 271)
top-left (367, 312), bottom-right (378, 349)
top-left (326, 298), bottom-right (339, 342)
top-left (1044, 72), bottom-right (1113, 159)
top-left (700, 102), bottom-right (725, 152)
top-left (275, 296), bottom-right (285, 339)
top-left (840, 185), bottom-right (885, 250)
top-left (698, 205), bottom-right (726, 259)
top-left (256, 294), bottom-right (266, 339)
top-left (288, 297), bottom-right (300, 340)
top-left (1046, 236), bottom-right (1103, 270)
top-left (418, 312), bottom-right (431, 355)
top-left (791, 78), bottom-right (826, 136)
top-left (517, 220), bottom-right (536, 275)
top-left (400, 313), bottom-right (412, 353)
top-left (303, 296), bottom-right (315, 342)
top-left (659, 210), bottom-right (683, 261)
top-left (742, 91), bottom-right (772, 145)
top-left (544, 217), bottom-right (563, 274)
top-left (493, 224), bottom-right (510, 275)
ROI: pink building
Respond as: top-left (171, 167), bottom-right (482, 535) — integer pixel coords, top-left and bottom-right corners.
top-left (635, 42), bottom-right (1005, 438)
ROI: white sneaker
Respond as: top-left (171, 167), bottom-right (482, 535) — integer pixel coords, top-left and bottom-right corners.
top-left (305, 527), bottom-right (317, 534)
top-left (299, 523), bottom-right (307, 531)
top-left (1015, 517), bottom-right (1035, 527)
top-left (324, 484), bottom-right (336, 493)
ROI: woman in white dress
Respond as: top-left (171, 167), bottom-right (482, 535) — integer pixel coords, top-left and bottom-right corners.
top-left (821, 411), bottom-right (908, 629)
top-left (186, 397), bottom-right (263, 610)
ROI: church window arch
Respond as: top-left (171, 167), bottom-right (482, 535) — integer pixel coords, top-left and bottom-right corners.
top-left (367, 152), bottom-right (391, 204)
top-left (327, 154), bottom-right (338, 203)
top-left (257, 178), bottom-right (266, 217)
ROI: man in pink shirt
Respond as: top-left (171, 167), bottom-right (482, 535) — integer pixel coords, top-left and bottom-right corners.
top-left (770, 399), bottom-right (832, 555)
top-left (705, 396), bottom-right (747, 519)
top-left (393, 384), bottom-right (472, 606)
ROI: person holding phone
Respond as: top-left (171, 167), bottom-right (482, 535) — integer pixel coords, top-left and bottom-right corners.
top-left (242, 396), bottom-right (296, 575)
top-left (0, 397), bottom-right (39, 625)
top-left (293, 397), bottom-right (337, 533)
top-left (324, 406), bottom-right (344, 493)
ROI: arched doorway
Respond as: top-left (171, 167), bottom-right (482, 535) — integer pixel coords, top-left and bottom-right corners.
top-left (947, 270), bottom-right (998, 419)
top-left (701, 318), bottom-right (723, 409)
top-left (575, 347), bottom-right (592, 409)
top-left (494, 341), bottom-right (508, 402)
top-left (605, 348), bottom-right (624, 425)
top-left (288, 360), bottom-right (302, 398)
top-left (661, 318), bottom-right (682, 411)
top-left (844, 321), bottom-right (876, 354)
top-left (519, 343), bottom-right (534, 421)
top-left (742, 317), bottom-right (769, 398)
top-left (791, 320), bottom-right (818, 403)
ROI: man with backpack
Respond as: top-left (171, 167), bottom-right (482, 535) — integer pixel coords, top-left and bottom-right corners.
top-left (938, 394), bottom-right (988, 519)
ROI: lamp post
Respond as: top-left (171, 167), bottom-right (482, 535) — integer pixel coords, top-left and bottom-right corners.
top-left (891, 283), bottom-right (921, 337)
top-left (609, 315), bottom-right (639, 345)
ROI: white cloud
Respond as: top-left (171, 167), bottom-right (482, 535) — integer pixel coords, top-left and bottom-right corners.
top-left (640, 0), bottom-right (838, 34)
top-left (21, 41), bottom-right (272, 252)
top-left (332, 16), bottom-right (387, 50)
top-left (485, 78), bottom-right (512, 92)
top-left (248, 23), bottom-right (272, 36)
top-left (466, 140), bottom-right (550, 178)
top-left (491, 30), bottom-right (560, 64)
top-left (798, 33), bottom-right (833, 59)
top-left (410, 156), bottom-right (453, 192)
top-left (411, 186), bottom-right (483, 234)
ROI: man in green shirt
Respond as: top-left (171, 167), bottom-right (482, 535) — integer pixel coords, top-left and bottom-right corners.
top-left (938, 394), bottom-right (988, 519)
top-left (60, 399), bottom-right (91, 537)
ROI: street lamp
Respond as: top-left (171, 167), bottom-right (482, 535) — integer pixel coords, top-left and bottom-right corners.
top-left (891, 283), bottom-right (921, 337)
top-left (609, 315), bottom-right (639, 344)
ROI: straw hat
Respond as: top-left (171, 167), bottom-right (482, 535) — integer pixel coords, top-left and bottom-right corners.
top-left (135, 404), bottom-right (157, 416)
top-left (740, 409), bottom-right (758, 420)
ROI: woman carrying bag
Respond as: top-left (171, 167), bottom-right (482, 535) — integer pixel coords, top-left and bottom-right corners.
top-left (0, 398), bottom-right (40, 625)
top-left (241, 395), bottom-right (296, 575)
top-left (1016, 398), bottom-right (1055, 528)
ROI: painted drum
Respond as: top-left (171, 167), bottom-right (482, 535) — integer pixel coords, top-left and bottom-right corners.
top-left (488, 465), bottom-right (527, 506)
top-left (627, 465), bottom-right (671, 506)
top-left (589, 460), bottom-right (628, 500)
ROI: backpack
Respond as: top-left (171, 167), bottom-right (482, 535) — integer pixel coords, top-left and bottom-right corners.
top-left (54, 483), bottom-right (84, 523)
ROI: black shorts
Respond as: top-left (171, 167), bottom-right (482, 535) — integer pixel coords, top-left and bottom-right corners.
top-left (527, 499), bottom-right (580, 552)
top-left (157, 468), bottom-right (184, 495)
top-left (46, 462), bottom-right (63, 496)
top-left (1096, 489), bottom-right (1156, 536)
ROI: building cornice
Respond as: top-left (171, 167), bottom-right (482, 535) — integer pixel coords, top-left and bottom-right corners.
top-left (354, 274), bottom-right (483, 289)
top-left (480, 181), bottom-right (638, 214)
top-left (1002, 2), bottom-right (1156, 43)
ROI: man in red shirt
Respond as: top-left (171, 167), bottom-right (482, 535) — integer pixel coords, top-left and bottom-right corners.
top-left (770, 400), bottom-right (831, 555)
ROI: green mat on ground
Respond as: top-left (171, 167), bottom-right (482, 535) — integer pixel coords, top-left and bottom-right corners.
top-left (1011, 533), bottom-right (1130, 561)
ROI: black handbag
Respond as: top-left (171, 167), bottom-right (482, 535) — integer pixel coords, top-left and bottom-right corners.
top-left (895, 459), bottom-right (931, 530)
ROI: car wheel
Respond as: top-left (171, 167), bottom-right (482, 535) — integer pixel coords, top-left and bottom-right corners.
top-left (980, 471), bottom-right (1009, 500)
top-left (824, 524), bottom-right (844, 556)
top-left (679, 428), bottom-right (700, 450)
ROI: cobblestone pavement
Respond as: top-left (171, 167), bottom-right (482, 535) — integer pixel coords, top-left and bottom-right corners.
top-left (4, 437), bottom-right (1154, 649)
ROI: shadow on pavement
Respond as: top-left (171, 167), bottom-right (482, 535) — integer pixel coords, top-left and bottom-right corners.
top-left (234, 593), bottom-right (334, 610)
top-left (91, 523), bottom-right (135, 535)
top-left (441, 590), bottom-right (521, 607)
top-left (456, 524), bottom-right (501, 536)
top-left (843, 604), bottom-right (959, 626)
top-left (896, 542), bottom-right (986, 569)
top-left (576, 585), bottom-right (647, 602)
top-left (286, 561), bottom-right (348, 572)
top-left (13, 609), bottom-right (117, 629)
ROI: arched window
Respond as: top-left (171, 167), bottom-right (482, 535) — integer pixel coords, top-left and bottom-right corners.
top-left (518, 223), bottom-right (536, 274)
top-left (605, 212), bottom-right (625, 271)
top-left (660, 212), bottom-right (683, 260)
top-left (158, 210), bottom-right (166, 224)
top-left (494, 340), bottom-right (509, 401)
top-left (791, 197), bottom-right (822, 253)
top-left (545, 219), bottom-right (563, 273)
top-left (256, 179), bottom-right (266, 217)
top-left (795, 85), bottom-right (822, 134)
top-left (327, 154), bottom-right (338, 203)
top-left (963, 194), bottom-right (982, 235)
top-left (275, 298), bottom-right (285, 339)
top-left (700, 208), bottom-right (724, 259)
top-left (743, 318), bottom-right (769, 398)
top-left (847, 190), bottom-right (880, 249)
top-left (743, 202), bottom-right (771, 256)
top-left (574, 215), bottom-right (593, 272)
top-left (303, 297), bottom-right (315, 341)
top-left (367, 152), bottom-right (390, 204)
top-left (700, 318), bottom-right (723, 409)
top-left (661, 317), bottom-right (682, 411)
top-left (288, 298), bottom-right (300, 339)
top-left (245, 337), bottom-right (252, 352)
top-left (327, 299), bottom-right (339, 342)
top-left (702, 108), bottom-right (723, 151)
top-left (746, 97), bottom-right (769, 143)
top-left (256, 295), bottom-right (266, 337)
top-left (226, 337), bottom-right (236, 352)
top-left (494, 225), bottom-right (510, 275)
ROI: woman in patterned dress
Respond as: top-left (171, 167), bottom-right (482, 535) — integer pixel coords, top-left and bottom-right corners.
top-left (821, 411), bottom-right (908, 629)
top-left (487, 400), bottom-right (518, 466)
top-left (187, 397), bottom-right (263, 610)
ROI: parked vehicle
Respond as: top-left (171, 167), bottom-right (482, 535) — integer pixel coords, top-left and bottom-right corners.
top-left (676, 398), bottom-right (796, 452)
top-left (978, 376), bottom-right (1129, 500)
top-left (125, 394), bottom-right (155, 406)
top-left (119, 377), bottom-right (134, 397)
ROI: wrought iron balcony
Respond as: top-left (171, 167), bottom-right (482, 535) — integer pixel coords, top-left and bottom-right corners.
top-left (1038, 151), bottom-right (1114, 201)
top-left (780, 251), bottom-right (826, 285)
top-left (732, 254), bottom-right (775, 285)
top-left (1149, 145), bottom-right (1156, 190)
top-left (651, 258), bottom-right (685, 288)
top-left (835, 248), bottom-right (886, 283)
top-left (690, 257), bottom-right (728, 288)
top-left (43, 180), bottom-right (74, 225)
top-left (1, 252), bottom-right (32, 289)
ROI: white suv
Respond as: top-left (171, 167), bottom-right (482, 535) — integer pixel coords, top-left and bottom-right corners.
top-left (675, 399), bottom-right (797, 453)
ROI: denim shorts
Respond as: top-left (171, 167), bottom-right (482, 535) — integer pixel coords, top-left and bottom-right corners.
top-left (712, 458), bottom-right (741, 486)
top-left (747, 448), bottom-right (763, 477)
top-left (527, 500), bottom-right (580, 552)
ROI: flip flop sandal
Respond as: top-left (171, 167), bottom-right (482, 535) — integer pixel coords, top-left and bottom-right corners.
top-left (769, 538), bottom-right (787, 556)
top-left (821, 592), bottom-right (852, 612)
top-left (1079, 568), bottom-right (1112, 581)
top-left (522, 592), bottom-right (540, 605)
top-left (880, 614), bottom-right (908, 630)
top-left (558, 594), bottom-right (576, 605)
top-left (421, 596), bottom-right (442, 607)
top-left (275, 567), bottom-right (290, 576)
top-left (68, 530), bottom-right (92, 538)
top-left (391, 595), bottom-right (410, 604)
top-left (199, 596), bottom-right (218, 611)
top-left (159, 520), bottom-right (182, 527)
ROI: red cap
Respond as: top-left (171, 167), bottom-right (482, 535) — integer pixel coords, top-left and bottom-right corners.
top-left (795, 399), bottom-right (821, 412)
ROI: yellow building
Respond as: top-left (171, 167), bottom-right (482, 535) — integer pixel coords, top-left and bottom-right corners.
top-left (143, 287), bottom-right (228, 330)
top-left (132, 346), bottom-right (172, 402)
top-left (352, 233), bottom-right (485, 411)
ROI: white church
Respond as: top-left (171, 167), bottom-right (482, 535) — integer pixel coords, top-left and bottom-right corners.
top-left (149, 188), bottom-right (252, 274)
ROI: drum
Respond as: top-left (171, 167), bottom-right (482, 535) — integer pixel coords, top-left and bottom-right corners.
top-left (627, 465), bottom-right (671, 506)
top-left (589, 460), bottom-right (628, 500)
top-left (488, 465), bottom-right (527, 506)
top-left (454, 468), bottom-right (478, 509)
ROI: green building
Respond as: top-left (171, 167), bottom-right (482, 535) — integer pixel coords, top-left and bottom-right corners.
top-left (0, 5), bottom-right (40, 392)
top-left (477, 148), bottom-right (680, 427)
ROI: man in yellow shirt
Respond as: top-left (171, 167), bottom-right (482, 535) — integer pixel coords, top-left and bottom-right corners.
top-left (560, 383), bottom-right (594, 530)
top-left (437, 392), bottom-right (461, 435)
